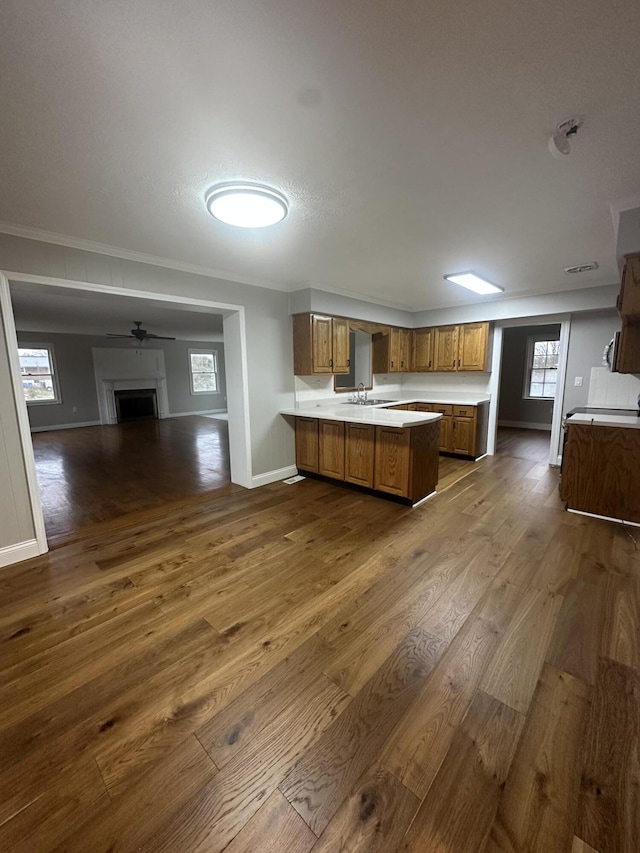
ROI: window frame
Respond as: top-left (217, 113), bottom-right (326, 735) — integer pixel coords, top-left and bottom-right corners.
top-left (522, 336), bottom-right (559, 402)
top-left (18, 342), bottom-right (62, 406)
top-left (188, 348), bottom-right (219, 396)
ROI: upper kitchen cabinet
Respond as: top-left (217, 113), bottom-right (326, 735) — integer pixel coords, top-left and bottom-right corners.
top-left (433, 326), bottom-right (459, 371)
top-left (372, 327), bottom-right (412, 373)
top-left (412, 327), bottom-right (434, 371)
top-left (433, 322), bottom-right (490, 372)
top-left (293, 313), bottom-right (350, 375)
top-left (617, 253), bottom-right (640, 318)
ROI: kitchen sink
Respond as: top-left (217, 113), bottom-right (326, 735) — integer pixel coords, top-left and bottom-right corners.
top-left (341, 399), bottom-right (397, 406)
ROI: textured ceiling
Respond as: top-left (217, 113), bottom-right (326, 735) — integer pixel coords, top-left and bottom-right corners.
top-left (0, 0), bottom-right (639, 310)
top-left (10, 283), bottom-right (224, 341)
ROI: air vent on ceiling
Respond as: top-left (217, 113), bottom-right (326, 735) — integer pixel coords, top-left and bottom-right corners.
top-left (564, 262), bottom-right (598, 274)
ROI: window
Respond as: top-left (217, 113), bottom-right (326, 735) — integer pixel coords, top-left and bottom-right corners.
top-left (18, 344), bottom-right (61, 404)
top-left (188, 349), bottom-right (218, 394)
top-left (524, 337), bottom-right (559, 400)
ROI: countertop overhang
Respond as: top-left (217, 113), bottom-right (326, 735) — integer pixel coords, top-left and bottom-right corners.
top-left (566, 412), bottom-right (640, 430)
top-left (279, 402), bottom-right (442, 428)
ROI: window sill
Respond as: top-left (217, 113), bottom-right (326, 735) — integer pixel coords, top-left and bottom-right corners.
top-left (26, 399), bottom-right (62, 406)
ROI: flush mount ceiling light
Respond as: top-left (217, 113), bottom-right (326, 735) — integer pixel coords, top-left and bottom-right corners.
top-left (564, 261), bottom-right (598, 274)
top-left (444, 271), bottom-right (504, 296)
top-left (205, 183), bottom-right (288, 228)
top-left (548, 116), bottom-right (584, 158)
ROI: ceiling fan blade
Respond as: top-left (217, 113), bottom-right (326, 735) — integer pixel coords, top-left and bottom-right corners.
top-left (105, 334), bottom-right (134, 338)
top-left (145, 334), bottom-right (176, 340)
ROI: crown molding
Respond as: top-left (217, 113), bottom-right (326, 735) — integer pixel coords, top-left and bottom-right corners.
top-left (0, 220), bottom-right (289, 294)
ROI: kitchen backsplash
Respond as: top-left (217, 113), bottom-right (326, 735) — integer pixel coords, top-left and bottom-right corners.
top-left (587, 367), bottom-right (640, 409)
top-left (294, 371), bottom-right (490, 404)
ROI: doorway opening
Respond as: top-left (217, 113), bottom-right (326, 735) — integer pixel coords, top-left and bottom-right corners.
top-left (494, 322), bottom-right (565, 465)
top-left (1, 272), bottom-right (252, 552)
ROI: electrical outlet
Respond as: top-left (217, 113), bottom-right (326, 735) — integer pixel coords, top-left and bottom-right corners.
top-left (574, 376), bottom-right (583, 387)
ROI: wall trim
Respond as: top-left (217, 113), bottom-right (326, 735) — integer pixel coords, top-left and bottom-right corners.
top-left (169, 409), bottom-right (227, 418)
top-left (30, 420), bottom-right (102, 433)
top-left (250, 465), bottom-right (298, 489)
top-left (498, 420), bottom-right (553, 432)
top-left (0, 538), bottom-right (40, 569)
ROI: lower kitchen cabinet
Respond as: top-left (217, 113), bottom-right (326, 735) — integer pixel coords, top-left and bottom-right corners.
top-left (345, 423), bottom-right (375, 488)
top-left (294, 417), bottom-right (319, 472)
top-left (318, 420), bottom-right (345, 479)
top-left (295, 417), bottom-right (440, 503)
top-left (374, 426), bottom-right (411, 496)
top-left (414, 401), bottom-right (489, 458)
top-left (451, 417), bottom-right (474, 454)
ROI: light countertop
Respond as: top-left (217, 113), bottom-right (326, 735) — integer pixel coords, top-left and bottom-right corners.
top-left (389, 390), bottom-right (491, 406)
top-left (568, 413), bottom-right (640, 430)
top-left (279, 402), bottom-right (441, 428)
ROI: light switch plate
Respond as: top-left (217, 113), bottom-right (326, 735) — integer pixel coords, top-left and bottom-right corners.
top-left (574, 376), bottom-right (583, 387)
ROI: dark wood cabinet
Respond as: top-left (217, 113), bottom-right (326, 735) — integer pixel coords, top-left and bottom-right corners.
top-left (345, 423), bottom-right (375, 488)
top-left (615, 253), bottom-right (640, 374)
top-left (318, 420), bottom-right (345, 479)
top-left (374, 426), bottom-right (410, 496)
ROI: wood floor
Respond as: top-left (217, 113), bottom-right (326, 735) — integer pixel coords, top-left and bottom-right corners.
top-left (496, 426), bottom-right (552, 463)
top-left (1, 452), bottom-right (638, 852)
top-left (31, 416), bottom-right (231, 539)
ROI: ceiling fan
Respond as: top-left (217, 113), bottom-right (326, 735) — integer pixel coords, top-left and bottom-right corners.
top-left (105, 321), bottom-right (176, 344)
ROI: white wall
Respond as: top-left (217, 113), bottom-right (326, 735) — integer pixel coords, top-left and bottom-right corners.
top-left (562, 310), bottom-right (621, 414)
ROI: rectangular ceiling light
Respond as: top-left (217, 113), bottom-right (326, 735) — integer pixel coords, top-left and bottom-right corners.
top-left (444, 271), bottom-right (504, 295)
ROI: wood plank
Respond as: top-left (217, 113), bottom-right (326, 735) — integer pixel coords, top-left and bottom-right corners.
top-left (600, 573), bottom-right (640, 672)
top-left (280, 628), bottom-right (445, 834)
top-left (310, 763), bottom-right (419, 853)
top-left (576, 657), bottom-right (640, 853)
top-left (480, 587), bottom-right (563, 714)
top-left (572, 838), bottom-right (600, 853)
top-left (224, 790), bottom-right (316, 853)
top-left (139, 675), bottom-right (350, 853)
top-left (380, 615), bottom-right (504, 798)
top-left (545, 577), bottom-right (605, 685)
top-left (399, 690), bottom-right (524, 852)
top-left (487, 664), bottom-right (590, 853)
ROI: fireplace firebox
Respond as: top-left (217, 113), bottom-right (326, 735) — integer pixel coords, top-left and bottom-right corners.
top-left (114, 388), bottom-right (158, 423)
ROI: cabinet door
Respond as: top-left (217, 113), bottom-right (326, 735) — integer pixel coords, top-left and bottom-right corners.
top-left (311, 315), bottom-right (334, 373)
top-left (295, 417), bottom-right (319, 472)
top-left (458, 322), bottom-right (489, 371)
top-left (388, 329), bottom-right (402, 372)
top-left (438, 416), bottom-right (453, 452)
top-left (319, 420), bottom-right (345, 479)
top-left (374, 426), bottom-right (410, 496)
top-left (412, 328), bottom-right (434, 371)
top-left (345, 423), bottom-right (375, 488)
top-left (332, 318), bottom-right (351, 374)
top-left (452, 417), bottom-right (475, 455)
top-left (399, 329), bottom-right (412, 371)
top-left (433, 326), bottom-right (459, 371)
top-left (617, 255), bottom-right (640, 318)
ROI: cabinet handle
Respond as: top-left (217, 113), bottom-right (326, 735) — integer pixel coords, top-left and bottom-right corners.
top-left (458, 359), bottom-right (460, 367)
top-left (329, 358), bottom-right (333, 367)
top-left (401, 361), bottom-right (404, 367)
top-left (428, 360), bottom-right (431, 368)
top-left (452, 360), bottom-right (455, 367)
top-left (391, 361), bottom-right (394, 367)
top-left (346, 359), bottom-right (350, 366)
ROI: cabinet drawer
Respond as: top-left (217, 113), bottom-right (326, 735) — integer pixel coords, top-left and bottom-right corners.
top-left (416, 403), bottom-right (433, 412)
top-left (453, 405), bottom-right (476, 418)
top-left (432, 404), bottom-right (453, 416)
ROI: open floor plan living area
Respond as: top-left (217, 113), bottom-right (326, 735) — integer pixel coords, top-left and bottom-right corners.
top-left (0, 2), bottom-right (639, 851)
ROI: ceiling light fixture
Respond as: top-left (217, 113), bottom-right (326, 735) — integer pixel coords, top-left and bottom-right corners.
top-left (205, 183), bottom-right (288, 228)
top-left (444, 271), bottom-right (504, 296)
top-left (548, 117), bottom-right (584, 158)
top-left (564, 261), bottom-right (598, 274)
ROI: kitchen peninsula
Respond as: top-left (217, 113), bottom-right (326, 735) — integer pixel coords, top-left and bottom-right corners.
top-left (280, 401), bottom-right (442, 505)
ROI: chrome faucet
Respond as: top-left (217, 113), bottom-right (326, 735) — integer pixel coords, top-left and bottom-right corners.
top-left (357, 383), bottom-right (367, 404)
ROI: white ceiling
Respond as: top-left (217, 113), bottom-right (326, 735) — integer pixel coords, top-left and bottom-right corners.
top-left (0, 0), bottom-right (639, 311)
top-left (10, 282), bottom-right (224, 341)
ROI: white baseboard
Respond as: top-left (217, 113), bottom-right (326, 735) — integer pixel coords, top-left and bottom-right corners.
top-left (0, 538), bottom-right (41, 569)
top-left (169, 409), bottom-right (227, 418)
top-left (250, 465), bottom-right (298, 489)
top-left (498, 420), bottom-right (552, 432)
top-left (30, 420), bottom-right (101, 433)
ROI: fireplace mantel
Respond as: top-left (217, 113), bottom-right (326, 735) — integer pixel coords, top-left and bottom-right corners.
top-left (92, 348), bottom-right (170, 425)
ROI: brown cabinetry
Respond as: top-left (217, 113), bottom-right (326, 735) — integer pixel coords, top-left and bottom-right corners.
top-left (408, 401), bottom-right (489, 458)
top-left (293, 313), bottom-right (350, 375)
top-left (345, 423), bottom-right (375, 488)
top-left (318, 420), bottom-right (345, 479)
top-left (294, 417), bottom-right (318, 472)
top-left (294, 417), bottom-right (440, 504)
top-left (372, 327), bottom-right (412, 373)
top-left (412, 327), bottom-right (434, 371)
top-left (433, 323), bottom-right (490, 372)
top-left (615, 253), bottom-right (640, 374)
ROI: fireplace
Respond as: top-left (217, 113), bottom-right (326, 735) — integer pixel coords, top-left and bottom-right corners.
top-left (114, 388), bottom-right (158, 423)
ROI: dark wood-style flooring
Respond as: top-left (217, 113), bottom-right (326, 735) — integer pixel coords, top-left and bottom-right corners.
top-left (31, 416), bottom-right (231, 539)
top-left (1, 451), bottom-right (638, 852)
top-left (496, 426), bottom-right (552, 463)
